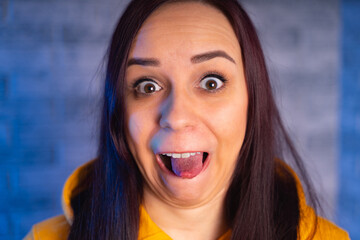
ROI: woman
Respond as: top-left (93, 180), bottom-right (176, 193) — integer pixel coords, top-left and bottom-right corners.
top-left (25, 0), bottom-right (349, 239)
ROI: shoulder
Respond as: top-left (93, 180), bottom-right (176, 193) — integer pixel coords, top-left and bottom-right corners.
top-left (276, 160), bottom-right (350, 239)
top-left (298, 199), bottom-right (350, 240)
top-left (23, 215), bottom-right (70, 240)
top-left (315, 216), bottom-right (350, 240)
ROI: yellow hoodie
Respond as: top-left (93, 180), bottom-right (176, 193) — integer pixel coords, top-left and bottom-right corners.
top-left (24, 160), bottom-right (350, 240)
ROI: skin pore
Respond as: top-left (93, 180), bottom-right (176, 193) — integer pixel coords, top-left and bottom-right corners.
top-left (125, 2), bottom-right (248, 240)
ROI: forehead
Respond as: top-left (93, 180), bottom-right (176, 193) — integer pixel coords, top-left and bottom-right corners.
top-left (129, 2), bottom-right (241, 61)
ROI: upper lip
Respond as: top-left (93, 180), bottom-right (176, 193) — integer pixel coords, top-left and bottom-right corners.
top-left (151, 133), bottom-right (212, 154)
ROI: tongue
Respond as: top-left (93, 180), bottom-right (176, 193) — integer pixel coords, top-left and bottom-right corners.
top-left (171, 154), bottom-right (203, 178)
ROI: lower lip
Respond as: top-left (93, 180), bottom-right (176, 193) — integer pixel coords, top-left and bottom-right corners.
top-left (156, 153), bottom-right (211, 179)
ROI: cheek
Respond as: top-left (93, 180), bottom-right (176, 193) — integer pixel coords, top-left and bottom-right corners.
top-left (209, 99), bottom-right (247, 142)
top-left (126, 109), bottom-right (153, 155)
top-left (127, 113), bottom-right (143, 146)
top-left (204, 94), bottom-right (248, 165)
top-left (126, 106), bottom-right (160, 154)
top-left (126, 109), bottom-right (158, 177)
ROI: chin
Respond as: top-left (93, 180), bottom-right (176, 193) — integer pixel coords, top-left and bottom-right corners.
top-left (154, 155), bottom-right (222, 206)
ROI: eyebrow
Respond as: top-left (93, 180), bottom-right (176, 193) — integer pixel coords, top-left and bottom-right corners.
top-left (191, 50), bottom-right (236, 64)
top-left (127, 58), bottom-right (160, 67)
top-left (127, 50), bottom-right (236, 67)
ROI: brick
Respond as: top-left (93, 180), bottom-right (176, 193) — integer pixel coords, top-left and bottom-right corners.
top-left (3, 119), bottom-right (58, 165)
top-left (57, 140), bottom-right (96, 168)
top-left (43, 44), bottom-right (106, 97)
top-left (0, 167), bottom-right (18, 194)
top-left (61, 22), bottom-right (109, 44)
top-left (0, 75), bottom-right (8, 101)
top-left (12, 98), bottom-right (57, 125)
top-left (0, 23), bottom-right (54, 48)
top-left (14, 145), bottom-right (57, 165)
top-left (10, 1), bottom-right (60, 25)
top-left (0, 190), bottom-right (56, 213)
top-left (0, 47), bottom-right (52, 76)
top-left (0, 214), bottom-right (10, 236)
top-left (0, 121), bottom-right (10, 148)
top-left (62, 97), bottom-right (99, 121)
top-left (10, 71), bottom-right (53, 98)
top-left (0, 0), bottom-right (10, 23)
top-left (17, 165), bottom-right (70, 194)
top-left (0, 236), bottom-right (13, 240)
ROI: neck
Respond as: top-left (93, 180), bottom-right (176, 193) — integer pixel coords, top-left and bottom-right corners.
top-left (143, 187), bottom-right (228, 240)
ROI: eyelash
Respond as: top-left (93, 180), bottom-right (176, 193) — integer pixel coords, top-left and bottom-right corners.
top-left (132, 77), bottom-right (156, 89)
top-left (198, 71), bottom-right (228, 93)
top-left (131, 71), bottom-right (228, 96)
top-left (131, 77), bottom-right (160, 97)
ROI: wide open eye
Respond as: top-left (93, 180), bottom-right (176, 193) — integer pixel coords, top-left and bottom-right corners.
top-left (199, 74), bottom-right (225, 91)
top-left (135, 80), bottom-right (162, 94)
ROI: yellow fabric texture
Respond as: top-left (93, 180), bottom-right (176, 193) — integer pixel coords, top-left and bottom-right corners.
top-left (24, 160), bottom-right (350, 240)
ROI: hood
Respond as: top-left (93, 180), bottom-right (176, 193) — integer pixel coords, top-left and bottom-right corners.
top-left (61, 159), bottom-right (95, 225)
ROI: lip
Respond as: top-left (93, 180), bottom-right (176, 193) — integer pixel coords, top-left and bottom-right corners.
top-left (155, 152), bottom-right (211, 179)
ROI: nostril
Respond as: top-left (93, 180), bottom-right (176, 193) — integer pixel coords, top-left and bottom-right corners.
top-left (159, 117), bottom-right (171, 129)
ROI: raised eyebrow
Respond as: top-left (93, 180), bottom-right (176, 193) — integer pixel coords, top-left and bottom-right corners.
top-left (191, 50), bottom-right (236, 64)
top-left (127, 58), bottom-right (160, 67)
top-left (127, 50), bottom-right (236, 67)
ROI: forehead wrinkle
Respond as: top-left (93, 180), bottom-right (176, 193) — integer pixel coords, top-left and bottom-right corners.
top-left (139, 12), bottom-right (236, 40)
top-left (139, 24), bottom-right (237, 45)
top-left (136, 2), bottom-right (237, 41)
top-left (148, 1), bottom-right (226, 23)
top-left (132, 25), bottom-right (240, 57)
top-left (129, 2), bottom-right (242, 65)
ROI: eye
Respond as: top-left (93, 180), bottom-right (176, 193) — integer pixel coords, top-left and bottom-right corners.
top-left (199, 74), bottom-right (226, 91)
top-left (135, 79), bottom-right (162, 94)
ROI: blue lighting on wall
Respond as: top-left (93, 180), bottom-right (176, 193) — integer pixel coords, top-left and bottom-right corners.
top-left (338, 1), bottom-right (360, 239)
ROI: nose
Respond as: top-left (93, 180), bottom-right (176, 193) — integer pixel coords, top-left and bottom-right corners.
top-left (159, 89), bottom-right (197, 131)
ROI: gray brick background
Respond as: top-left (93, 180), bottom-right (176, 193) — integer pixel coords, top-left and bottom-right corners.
top-left (242, 0), bottom-right (340, 221)
top-left (0, 0), bottom-right (356, 239)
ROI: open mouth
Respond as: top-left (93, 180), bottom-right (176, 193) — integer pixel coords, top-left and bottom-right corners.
top-left (158, 152), bottom-right (209, 179)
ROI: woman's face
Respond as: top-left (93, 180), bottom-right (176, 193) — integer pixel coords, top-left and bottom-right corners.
top-left (125, 2), bottom-right (248, 206)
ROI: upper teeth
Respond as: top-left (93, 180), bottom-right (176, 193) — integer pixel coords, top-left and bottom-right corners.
top-left (161, 152), bottom-right (202, 158)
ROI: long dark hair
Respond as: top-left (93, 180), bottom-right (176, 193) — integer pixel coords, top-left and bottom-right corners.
top-left (68, 0), bottom-right (319, 239)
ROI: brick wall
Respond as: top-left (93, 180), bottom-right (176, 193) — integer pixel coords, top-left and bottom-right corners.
top-left (0, 0), bottom-right (346, 239)
top-left (242, 0), bottom-right (340, 220)
top-left (0, 0), bottom-right (131, 239)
